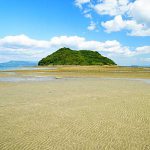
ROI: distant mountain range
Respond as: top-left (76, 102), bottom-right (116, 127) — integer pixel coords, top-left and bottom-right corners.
top-left (0, 61), bottom-right (37, 70)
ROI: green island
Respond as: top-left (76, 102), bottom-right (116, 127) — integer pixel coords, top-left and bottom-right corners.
top-left (38, 47), bottom-right (116, 66)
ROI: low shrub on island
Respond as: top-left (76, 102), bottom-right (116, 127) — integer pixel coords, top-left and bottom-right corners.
top-left (38, 47), bottom-right (116, 66)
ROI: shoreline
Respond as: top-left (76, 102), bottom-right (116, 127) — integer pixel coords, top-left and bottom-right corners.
top-left (0, 65), bottom-right (150, 79)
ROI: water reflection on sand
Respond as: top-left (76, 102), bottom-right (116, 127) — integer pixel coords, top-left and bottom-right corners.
top-left (0, 76), bottom-right (56, 82)
top-left (0, 76), bottom-right (150, 84)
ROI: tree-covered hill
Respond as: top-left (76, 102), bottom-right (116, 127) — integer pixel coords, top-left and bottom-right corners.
top-left (38, 47), bottom-right (116, 66)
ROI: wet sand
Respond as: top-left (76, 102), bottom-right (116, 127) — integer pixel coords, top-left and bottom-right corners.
top-left (0, 76), bottom-right (150, 149)
top-left (1, 65), bottom-right (150, 79)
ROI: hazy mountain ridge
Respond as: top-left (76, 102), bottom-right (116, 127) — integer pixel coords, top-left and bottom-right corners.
top-left (0, 61), bottom-right (37, 70)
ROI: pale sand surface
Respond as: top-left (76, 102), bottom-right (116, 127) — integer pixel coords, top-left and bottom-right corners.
top-left (0, 78), bottom-right (150, 150)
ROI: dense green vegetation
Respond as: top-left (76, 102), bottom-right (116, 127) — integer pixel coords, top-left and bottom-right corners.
top-left (38, 47), bottom-right (116, 66)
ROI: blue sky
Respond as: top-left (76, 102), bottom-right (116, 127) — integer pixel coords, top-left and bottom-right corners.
top-left (0, 0), bottom-right (150, 66)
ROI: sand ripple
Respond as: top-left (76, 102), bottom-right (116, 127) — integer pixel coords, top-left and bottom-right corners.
top-left (0, 78), bottom-right (150, 149)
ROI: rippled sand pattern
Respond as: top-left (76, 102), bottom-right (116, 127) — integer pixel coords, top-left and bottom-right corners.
top-left (0, 78), bottom-right (150, 150)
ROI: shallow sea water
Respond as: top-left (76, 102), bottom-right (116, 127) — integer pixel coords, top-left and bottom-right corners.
top-left (0, 76), bottom-right (150, 84)
top-left (0, 76), bottom-right (56, 82)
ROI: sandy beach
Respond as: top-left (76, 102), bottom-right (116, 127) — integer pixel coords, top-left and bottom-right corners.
top-left (0, 67), bottom-right (150, 149)
top-left (1, 0), bottom-right (150, 148)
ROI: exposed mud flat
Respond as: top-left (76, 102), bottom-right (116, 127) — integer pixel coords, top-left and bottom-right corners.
top-left (0, 77), bottom-right (150, 150)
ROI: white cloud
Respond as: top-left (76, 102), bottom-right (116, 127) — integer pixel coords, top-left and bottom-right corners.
top-left (140, 58), bottom-right (150, 62)
top-left (84, 13), bottom-right (92, 19)
top-left (75, 0), bottom-right (150, 36)
top-left (93, 0), bottom-right (130, 16)
top-left (102, 15), bottom-right (150, 36)
top-left (101, 15), bottom-right (125, 32)
top-left (0, 34), bottom-right (150, 65)
top-left (0, 34), bottom-right (50, 49)
top-left (75, 0), bottom-right (90, 9)
top-left (135, 46), bottom-right (150, 55)
top-left (130, 0), bottom-right (150, 26)
top-left (87, 21), bottom-right (96, 31)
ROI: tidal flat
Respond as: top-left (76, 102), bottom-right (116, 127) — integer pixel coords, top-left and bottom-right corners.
top-left (0, 66), bottom-right (150, 150)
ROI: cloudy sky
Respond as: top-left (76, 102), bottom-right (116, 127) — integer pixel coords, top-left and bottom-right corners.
top-left (0, 0), bottom-right (150, 66)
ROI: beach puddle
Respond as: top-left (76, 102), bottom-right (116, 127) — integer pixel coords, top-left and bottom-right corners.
top-left (0, 76), bottom-right (150, 84)
top-left (0, 76), bottom-right (56, 82)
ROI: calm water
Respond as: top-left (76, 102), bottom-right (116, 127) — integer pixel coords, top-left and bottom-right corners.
top-left (0, 76), bottom-right (150, 84)
top-left (0, 66), bottom-right (21, 71)
top-left (0, 76), bottom-right (56, 82)
top-left (0, 66), bottom-right (57, 71)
